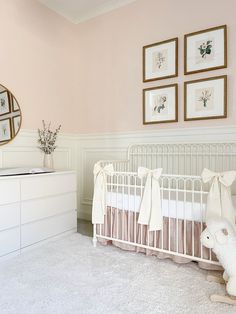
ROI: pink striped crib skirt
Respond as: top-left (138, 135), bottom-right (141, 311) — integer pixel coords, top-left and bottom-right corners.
top-left (96, 207), bottom-right (221, 271)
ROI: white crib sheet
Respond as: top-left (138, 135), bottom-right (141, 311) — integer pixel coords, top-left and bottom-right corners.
top-left (107, 192), bottom-right (236, 222)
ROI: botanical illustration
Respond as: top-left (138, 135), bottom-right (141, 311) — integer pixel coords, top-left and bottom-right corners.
top-left (195, 87), bottom-right (214, 111)
top-left (12, 96), bottom-right (19, 111)
top-left (0, 119), bottom-right (11, 141)
top-left (0, 91), bottom-right (10, 115)
top-left (13, 116), bottom-right (21, 134)
top-left (152, 94), bottom-right (168, 115)
top-left (1, 98), bottom-right (6, 108)
top-left (195, 38), bottom-right (214, 64)
top-left (152, 49), bottom-right (168, 72)
top-left (198, 40), bottom-right (212, 58)
top-left (2, 123), bottom-right (7, 135)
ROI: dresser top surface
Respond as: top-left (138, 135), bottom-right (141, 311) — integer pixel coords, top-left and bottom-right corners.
top-left (0, 169), bottom-right (76, 180)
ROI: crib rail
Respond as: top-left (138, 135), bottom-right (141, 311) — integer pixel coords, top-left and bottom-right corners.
top-left (98, 160), bottom-right (129, 172)
top-left (93, 172), bottom-right (218, 266)
top-left (127, 142), bottom-right (236, 175)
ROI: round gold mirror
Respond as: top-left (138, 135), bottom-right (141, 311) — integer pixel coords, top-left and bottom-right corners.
top-left (0, 84), bottom-right (22, 145)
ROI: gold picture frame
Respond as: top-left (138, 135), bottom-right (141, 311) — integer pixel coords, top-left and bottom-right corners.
top-left (143, 83), bottom-right (178, 124)
top-left (184, 25), bottom-right (227, 75)
top-left (143, 38), bottom-right (178, 82)
top-left (184, 75), bottom-right (227, 121)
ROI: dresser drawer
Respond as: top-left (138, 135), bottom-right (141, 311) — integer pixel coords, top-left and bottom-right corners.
top-left (0, 180), bottom-right (20, 205)
top-left (21, 173), bottom-right (77, 200)
top-left (21, 192), bottom-right (77, 224)
top-left (0, 227), bottom-right (20, 257)
top-left (0, 203), bottom-right (20, 231)
top-left (21, 210), bottom-right (77, 248)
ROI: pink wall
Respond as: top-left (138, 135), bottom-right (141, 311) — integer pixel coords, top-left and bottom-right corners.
top-left (0, 0), bottom-right (78, 133)
top-left (1, 0), bottom-right (236, 134)
top-left (76, 0), bottom-right (236, 133)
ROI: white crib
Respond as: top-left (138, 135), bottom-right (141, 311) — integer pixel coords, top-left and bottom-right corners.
top-left (92, 143), bottom-right (236, 267)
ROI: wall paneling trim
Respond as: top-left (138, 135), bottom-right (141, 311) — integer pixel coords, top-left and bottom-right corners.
top-left (2, 126), bottom-right (236, 221)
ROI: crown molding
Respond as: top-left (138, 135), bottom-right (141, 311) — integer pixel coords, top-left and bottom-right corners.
top-left (38, 0), bottom-right (137, 24)
top-left (75, 0), bottom-right (137, 24)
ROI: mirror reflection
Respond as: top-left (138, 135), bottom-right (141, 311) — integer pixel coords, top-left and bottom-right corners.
top-left (0, 84), bottom-right (22, 145)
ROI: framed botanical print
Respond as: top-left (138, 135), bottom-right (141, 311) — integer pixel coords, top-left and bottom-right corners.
top-left (184, 75), bottom-right (227, 121)
top-left (0, 90), bottom-right (11, 116)
top-left (12, 115), bottom-right (21, 135)
top-left (0, 118), bottom-right (12, 143)
top-left (143, 38), bottom-right (178, 82)
top-left (143, 84), bottom-right (178, 124)
top-left (11, 94), bottom-right (20, 112)
top-left (184, 25), bottom-right (227, 74)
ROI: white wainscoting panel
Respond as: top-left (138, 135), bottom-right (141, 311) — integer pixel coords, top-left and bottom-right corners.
top-left (1, 126), bottom-right (236, 221)
top-left (77, 125), bottom-right (236, 220)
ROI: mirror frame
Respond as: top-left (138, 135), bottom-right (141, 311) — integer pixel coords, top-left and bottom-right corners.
top-left (0, 83), bottom-right (22, 146)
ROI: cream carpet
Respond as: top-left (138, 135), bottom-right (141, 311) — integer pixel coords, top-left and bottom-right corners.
top-left (0, 233), bottom-right (235, 314)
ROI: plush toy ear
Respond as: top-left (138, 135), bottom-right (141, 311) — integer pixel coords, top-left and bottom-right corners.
top-left (215, 228), bottom-right (229, 244)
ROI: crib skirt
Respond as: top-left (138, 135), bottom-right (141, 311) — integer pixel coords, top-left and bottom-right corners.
top-left (96, 207), bottom-right (221, 271)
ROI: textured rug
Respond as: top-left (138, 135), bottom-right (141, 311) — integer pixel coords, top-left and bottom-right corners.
top-left (0, 233), bottom-right (235, 314)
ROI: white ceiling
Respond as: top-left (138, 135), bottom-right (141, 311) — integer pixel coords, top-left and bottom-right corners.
top-left (38, 0), bottom-right (137, 24)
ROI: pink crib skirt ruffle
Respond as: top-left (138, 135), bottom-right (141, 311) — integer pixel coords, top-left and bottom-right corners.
top-left (96, 207), bottom-right (221, 271)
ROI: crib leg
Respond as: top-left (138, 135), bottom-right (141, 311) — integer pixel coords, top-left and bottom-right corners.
top-left (210, 294), bottom-right (236, 305)
top-left (93, 237), bottom-right (97, 247)
top-left (93, 224), bottom-right (97, 247)
top-left (207, 274), bottom-right (225, 284)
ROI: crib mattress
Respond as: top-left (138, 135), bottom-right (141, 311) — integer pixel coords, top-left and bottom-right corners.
top-left (106, 192), bottom-right (236, 222)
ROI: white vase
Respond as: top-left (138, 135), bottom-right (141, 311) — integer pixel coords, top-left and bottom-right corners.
top-left (43, 153), bottom-right (54, 169)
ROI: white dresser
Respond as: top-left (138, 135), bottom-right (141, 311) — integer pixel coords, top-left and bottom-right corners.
top-left (0, 171), bottom-right (77, 258)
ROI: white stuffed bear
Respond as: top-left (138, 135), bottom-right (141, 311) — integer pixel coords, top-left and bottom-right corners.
top-left (200, 217), bottom-right (236, 297)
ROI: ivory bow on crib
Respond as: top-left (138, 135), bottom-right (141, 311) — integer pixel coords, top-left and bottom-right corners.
top-left (92, 163), bottom-right (114, 224)
top-left (201, 168), bottom-right (236, 226)
top-left (138, 167), bottom-right (163, 231)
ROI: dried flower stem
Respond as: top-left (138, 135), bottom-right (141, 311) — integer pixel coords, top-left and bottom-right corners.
top-left (38, 120), bottom-right (61, 154)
